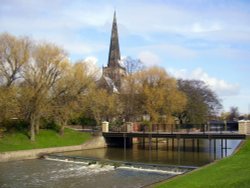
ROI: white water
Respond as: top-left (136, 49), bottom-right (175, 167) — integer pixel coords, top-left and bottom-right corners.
top-left (117, 166), bottom-right (183, 175)
top-left (44, 156), bottom-right (89, 165)
top-left (44, 156), bottom-right (185, 175)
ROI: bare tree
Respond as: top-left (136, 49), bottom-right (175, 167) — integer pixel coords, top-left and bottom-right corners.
top-left (122, 56), bottom-right (145, 74)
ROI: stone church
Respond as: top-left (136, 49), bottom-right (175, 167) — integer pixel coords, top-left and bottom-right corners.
top-left (98, 11), bottom-right (126, 93)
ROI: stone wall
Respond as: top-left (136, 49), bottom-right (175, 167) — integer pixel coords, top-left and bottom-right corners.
top-left (238, 120), bottom-right (250, 134)
top-left (0, 136), bottom-right (107, 162)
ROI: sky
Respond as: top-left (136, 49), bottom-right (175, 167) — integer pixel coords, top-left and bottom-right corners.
top-left (1, 0), bottom-right (250, 114)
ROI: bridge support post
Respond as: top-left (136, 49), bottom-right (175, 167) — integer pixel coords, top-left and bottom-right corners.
top-left (172, 138), bottom-right (175, 151)
top-left (225, 139), bottom-right (228, 157)
top-left (214, 139), bottom-right (216, 160)
top-left (177, 137), bottom-right (180, 164)
top-left (209, 138), bottom-right (212, 161)
top-left (221, 139), bottom-right (223, 158)
top-left (197, 139), bottom-right (200, 152)
top-left (183, 139), bottom-right (186, 151)
top-left (149, 134), bottom-right (152, 150)
top-left (156, 137), bottom-right (158, 150)
top-left (166, 138), bottom-right (169, 150)
top-left (192, 139), bottom-right (195, 152)
top-left (123, 133), bottom-right (126, 161)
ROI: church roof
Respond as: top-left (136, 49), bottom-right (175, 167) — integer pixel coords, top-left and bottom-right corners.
top-left (107, 11), bottom-right (122, 69)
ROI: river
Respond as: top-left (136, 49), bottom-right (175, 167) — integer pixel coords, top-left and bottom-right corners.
top-left (0, 139), bottom-right (242, 188)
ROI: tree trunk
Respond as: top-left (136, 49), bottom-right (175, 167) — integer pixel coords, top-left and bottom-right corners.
top-left (59, 121), bottom-right (66, 136)
top-left (60, 125), bottom-right (64, 136)
top-left (30, 116), bottom-right (36, 141)
top-left (35, 119), bottom-right (40, 134)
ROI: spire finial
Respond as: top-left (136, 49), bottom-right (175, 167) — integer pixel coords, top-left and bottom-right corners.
top-left (113, 9), bottom-right (116, 22)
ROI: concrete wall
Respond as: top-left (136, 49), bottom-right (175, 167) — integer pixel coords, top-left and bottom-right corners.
top-left (0, 136), bottom-right (107, 162)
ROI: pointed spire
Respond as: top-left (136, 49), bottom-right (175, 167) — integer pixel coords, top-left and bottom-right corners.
top-left (107, 11), bottom-right (121, 68)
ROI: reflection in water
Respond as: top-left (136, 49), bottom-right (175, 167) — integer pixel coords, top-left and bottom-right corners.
top-left (0, 139), bottom-right (242, 188)
top-left (62, 139), bottom-right (242, 167)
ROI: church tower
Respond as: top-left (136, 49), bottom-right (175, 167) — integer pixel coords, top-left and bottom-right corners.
top-left (101, 11), bottom-right (126, 92)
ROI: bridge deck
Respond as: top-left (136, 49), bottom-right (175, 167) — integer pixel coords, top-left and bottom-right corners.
top-left (103, 131), bottom-right (246, 140)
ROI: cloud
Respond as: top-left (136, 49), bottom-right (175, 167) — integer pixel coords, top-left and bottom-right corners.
top-left (168, 67), bottom-right (240, 96)
top-left (83, 56), bottom-right (102, 79)
top-left (222, 90), bottom-right (250, 114)
top-left (206, 47), bottom-right (250, 61)
top-left (132, 44), bottom-right (197, 62)
top-left (137, 51), bottom-right (161, 66)
top-left (191, 22), bottom-right (222, 33)
top-left (1, 0), bottom-right (250, 62)
top-left (158, 44), bottom-right (197, 59)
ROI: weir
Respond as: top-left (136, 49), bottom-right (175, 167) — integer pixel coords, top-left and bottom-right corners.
top-left (43, 154), bottom-right (196, 175)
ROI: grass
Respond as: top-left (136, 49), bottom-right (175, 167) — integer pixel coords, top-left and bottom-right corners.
top-left (155, 138), bottom-right (250, 188)
top-left (0, 128), bottom-right (91, 152)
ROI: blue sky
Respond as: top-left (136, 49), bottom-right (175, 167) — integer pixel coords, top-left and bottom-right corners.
top-left (1, 0), bottom-right (250, 114)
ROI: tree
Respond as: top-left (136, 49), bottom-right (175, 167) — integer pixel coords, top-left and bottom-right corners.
top-left (0, 87), bottom-right (19, 125)
top-left (122, 56), bottom-right (145, 74)
top-left (136, 67), bottom-right (187, 126)
top-left (0, 33), bottom-right (30, 131)
top-left (51, 61), bottom-right (95, 135)
top-left (120, 73), bottom-right (143, 121)
top-left (176, 79), bottom-right (222, 124)
top-left (0, 33), bottom-right (31, 87)
top-left (20, 42), bottom-right (67, 141)
top-left (228, 106), bottom-right (239, 121)
top-left (86, 87), bottom-right (120, 126)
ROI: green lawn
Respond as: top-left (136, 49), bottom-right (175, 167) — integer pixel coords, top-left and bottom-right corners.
top-left (0, 128), bottom-right (91, 152)
top-left (155, 139), bottom-right (250, 188)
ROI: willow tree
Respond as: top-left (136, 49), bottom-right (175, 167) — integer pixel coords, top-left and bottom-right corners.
top-left (136, 67), bottom-right (186, 128)
top-left (20, 42), bottom-right (67, 141)
top-left (85, 86), bottom-right (120, 126)
top-left (0, 33), bottom-right (31, 128)
top-left (51, 61), bottom-right (96, 135)
top-left (0, 33), bottom-right (31, 87)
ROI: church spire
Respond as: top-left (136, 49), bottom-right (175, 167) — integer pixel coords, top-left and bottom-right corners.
top-left (107, 11), bottom-right (121, 68)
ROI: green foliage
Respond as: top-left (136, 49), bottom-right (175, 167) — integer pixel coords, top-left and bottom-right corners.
top-left (141, 120), bottom-right (152, 131)
top-left (0, 119), bottom-right (29, 132)
top-left (176, 79), bottom-right (222, 124)
top-left (156, 139), bottom-right (250, 188)
top-left (40, 119), bottom-right (60, 132)
top-left (0, 128), bottom-right (91, 152)
top-left (70, 117), bottom-right (97, 127)
top-left (109, 119), bottom-right (123, 127)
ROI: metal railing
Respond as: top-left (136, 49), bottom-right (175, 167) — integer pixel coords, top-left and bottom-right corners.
top-left (108, 123), bottom-right (238, 134)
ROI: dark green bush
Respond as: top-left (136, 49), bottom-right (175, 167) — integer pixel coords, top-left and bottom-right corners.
top-left (0, 119), bottom-right (29, 132)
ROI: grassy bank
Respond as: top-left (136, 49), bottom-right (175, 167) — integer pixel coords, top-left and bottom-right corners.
top-left (155, 139), bottom-right (250, 188)
top-left (0, 128), bottom-right (91, 152)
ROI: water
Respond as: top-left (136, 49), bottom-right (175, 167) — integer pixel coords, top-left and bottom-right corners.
top-left (0, 139), bottom-right (242, 188)
top-left (61, 139), bottom-right (241, 166)
top-left (0, 160), bottom-right (173, 188)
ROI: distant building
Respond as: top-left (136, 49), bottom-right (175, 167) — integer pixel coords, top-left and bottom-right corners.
top-left (98, 11), bottom-right (126, 93)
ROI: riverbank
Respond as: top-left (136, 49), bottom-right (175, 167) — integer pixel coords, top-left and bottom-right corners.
top-left (0, 128), bottom-right (91, 152)
top-left (0, 136), bottom-right (107, 162)
top-left (0, 128), bottom-right (107, 162)
top-left (154, 138), bottom-right (250, 188)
